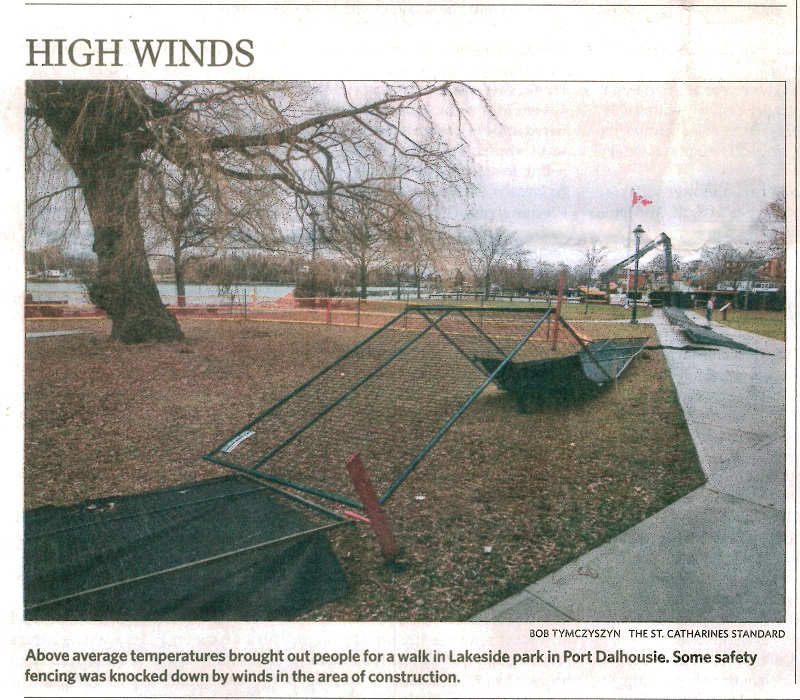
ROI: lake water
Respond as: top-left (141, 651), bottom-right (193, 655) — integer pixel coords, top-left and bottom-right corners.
top-left (26, 281), bottom-right (295, 305)
top-left (25, 281), bottom-right (414, 304)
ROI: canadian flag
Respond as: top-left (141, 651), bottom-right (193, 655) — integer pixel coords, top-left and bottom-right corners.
top-left (632, 191), bottom-right (653, 206)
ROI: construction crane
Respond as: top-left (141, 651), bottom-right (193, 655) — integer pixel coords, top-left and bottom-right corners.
top-left (599, 232), bottom-right (673, 304)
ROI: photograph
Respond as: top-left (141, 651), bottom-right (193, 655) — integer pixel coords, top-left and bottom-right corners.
top-left (23, 79), bottom-right (786, 623)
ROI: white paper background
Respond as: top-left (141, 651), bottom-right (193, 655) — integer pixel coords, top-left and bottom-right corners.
top-left (4, 2), bottom-right (796, 698)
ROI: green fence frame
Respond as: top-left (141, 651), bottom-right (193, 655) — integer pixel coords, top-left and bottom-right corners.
top-left (203, 306), bottom-right (647, 509)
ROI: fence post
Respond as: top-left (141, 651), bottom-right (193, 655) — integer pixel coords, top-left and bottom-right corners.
top-left (551, 270), bottom-right (564, 350)
top-left (356, 298), bottom-right (361, 327)
top-left (326, 297), bottom-right (332, 324)
top-left (345, 453), bottom-right (398, 560)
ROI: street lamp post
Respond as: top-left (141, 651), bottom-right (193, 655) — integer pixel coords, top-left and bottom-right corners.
top-left (631, 224), bottom-right (644, 324)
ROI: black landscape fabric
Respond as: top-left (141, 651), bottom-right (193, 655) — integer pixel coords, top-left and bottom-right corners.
top-left (478, 354), bottom-right (601, 409)
top-left (476, 338), bottom-right (647, 412)
top-left (24, 476), bottom-right (347, 620)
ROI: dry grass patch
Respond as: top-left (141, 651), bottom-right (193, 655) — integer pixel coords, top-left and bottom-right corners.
top-left (25, 316), bottom-right (704, 621)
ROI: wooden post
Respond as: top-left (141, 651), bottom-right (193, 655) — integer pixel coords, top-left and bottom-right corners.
top-left (345, 453), bottom-right (398, 560)
top-left (326, 297), bottom-right (332, 324)
top-left (551, 270), bottom-right (564, 351)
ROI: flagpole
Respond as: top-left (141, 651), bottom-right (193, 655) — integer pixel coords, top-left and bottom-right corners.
top-left (626, 188), bottom-right (634, 305)
top-left (627, 188), bottom-right (634, 257)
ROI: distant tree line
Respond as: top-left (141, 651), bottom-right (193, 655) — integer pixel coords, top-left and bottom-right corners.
top-left (27, 234), bottom-right (599, 300)
top-left (25, 246), bottom-right (96, 278)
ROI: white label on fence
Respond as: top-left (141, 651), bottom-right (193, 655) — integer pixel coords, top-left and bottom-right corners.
top-left (220, 430), bottom-right (256, 453)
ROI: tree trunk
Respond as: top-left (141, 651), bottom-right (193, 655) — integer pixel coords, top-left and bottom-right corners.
top-left (175, 270), bottom-right (187, 308)
top-left (360, 263), bottom-right (369, 300)
top-left (173, 243), bottom-right (187, 308)
top-left (29, 81), bottom-right (183, 344)
top-left (584, 277), bottom-right (590, 315)
top-left (413, 264), bottom-right (423, 298)
top-left (359, 247), bottom-right (369, 300)
top-left (79, 151), bottom-right (184, 343)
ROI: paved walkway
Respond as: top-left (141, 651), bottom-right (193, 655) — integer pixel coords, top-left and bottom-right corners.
top-left (473, 309), bottom-right (787, 622)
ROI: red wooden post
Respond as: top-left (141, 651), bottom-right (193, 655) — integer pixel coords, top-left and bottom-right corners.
top-left (551, 270), bottom-right (564, 351)
top-left (345, 453), bottom-right (398, 560)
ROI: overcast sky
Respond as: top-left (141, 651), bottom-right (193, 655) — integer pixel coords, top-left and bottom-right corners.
top-left (462, 81), bottom-right (785, 266)
top-left (31, 81), bottom-right (785, 271)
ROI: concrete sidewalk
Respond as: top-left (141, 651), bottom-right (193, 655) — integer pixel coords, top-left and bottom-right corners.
top-left (473, 308), bottom-right (787, 622)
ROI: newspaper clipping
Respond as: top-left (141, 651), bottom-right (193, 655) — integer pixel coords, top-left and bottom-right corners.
top-left (6, 1), bottom-right (797, 698)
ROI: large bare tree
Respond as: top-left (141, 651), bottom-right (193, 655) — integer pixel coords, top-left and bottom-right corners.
top-left (762, 193), bottom-right (786, 257)
top-left (143, 165), bottom-right (219, 307)
top-left (26, 81), bottom-right (488, 342)
top-left (461, 226), bottom-right (526, 299)
top-left (578, 244), bottom-right (605, 314)
top-left (700, 243), bottom-right (764, 306)
top-left (322, 187), bottom-right (428, 299)
top-left (760, 193), bottom-right (786, 289)
top-left (141, 158), bottom-right (281, 306)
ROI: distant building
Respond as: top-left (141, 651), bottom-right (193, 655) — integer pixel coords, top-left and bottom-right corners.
top-left (716, 280), bottom-right (780, 294)
top-left (761, 257), bottom-right (785, 283)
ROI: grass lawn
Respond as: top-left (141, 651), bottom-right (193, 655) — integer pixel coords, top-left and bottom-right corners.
top-left (557, 302), bottom-right (650, 321)
top-left (407, 298), bottom-right (650, 321)
top-left (716, 309), bottom-right (786, 341)
top-left (24, 315), bottom-right (703, 621)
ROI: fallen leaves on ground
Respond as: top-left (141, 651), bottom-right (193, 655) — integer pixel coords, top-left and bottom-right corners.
top-left (25, 317), bottom-right (705, 621)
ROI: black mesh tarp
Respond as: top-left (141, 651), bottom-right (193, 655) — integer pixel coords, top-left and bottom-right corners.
top-left (477, 354), bottom-right (600, 410)
top-left (24, 476), bottom-right (347, 621)
top-left (479, 338), bottom-right (648, 412)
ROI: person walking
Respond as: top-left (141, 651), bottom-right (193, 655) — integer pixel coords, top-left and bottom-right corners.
top-left (705, 296), bottom-right (715, 322)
